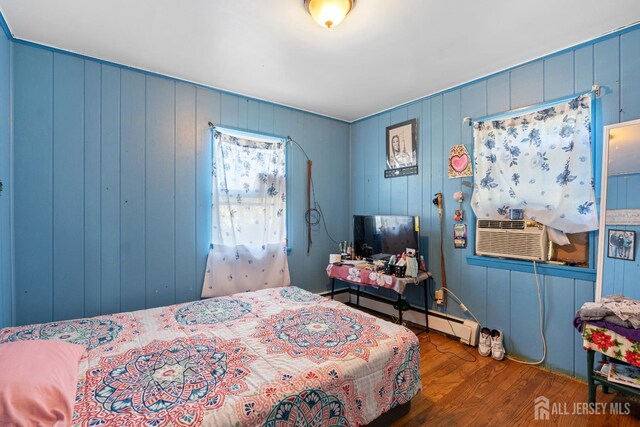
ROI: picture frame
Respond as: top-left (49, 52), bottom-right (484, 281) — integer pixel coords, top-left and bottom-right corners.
top-left (385, 118), bottom-right (418, 178)
top-left (454, 223), bottom-right (467, 249)
top-left (607, 229), bottom-right (636, 261)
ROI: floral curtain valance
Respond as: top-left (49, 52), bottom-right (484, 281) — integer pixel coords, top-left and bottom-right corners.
top-left (201, 130), bottom-right (290, 298)
top-left (471, 94), bottom-right (598, 234)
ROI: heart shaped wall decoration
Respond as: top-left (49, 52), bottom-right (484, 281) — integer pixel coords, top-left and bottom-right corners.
top-left (451, 155), bottom-right (469, 172)
top-left (448, 145), bottom-right (473, 178)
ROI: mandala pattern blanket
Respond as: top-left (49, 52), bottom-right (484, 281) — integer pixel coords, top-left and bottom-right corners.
top-left (0, 286), bottom-right (422, 426)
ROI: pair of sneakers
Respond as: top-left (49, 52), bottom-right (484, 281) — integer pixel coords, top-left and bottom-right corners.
top-left (478, 327), bottom-right (505, 360)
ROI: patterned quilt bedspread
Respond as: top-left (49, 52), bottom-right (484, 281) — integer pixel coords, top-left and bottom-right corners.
top-left (0, 286), bottom-right (422, 426)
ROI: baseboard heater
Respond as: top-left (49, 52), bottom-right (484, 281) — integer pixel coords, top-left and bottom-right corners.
top-left (320, 288), bottom-right (479, 347)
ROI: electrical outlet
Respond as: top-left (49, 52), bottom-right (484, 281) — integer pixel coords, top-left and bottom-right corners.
top-left (434, 289), bottom-right (444, 304)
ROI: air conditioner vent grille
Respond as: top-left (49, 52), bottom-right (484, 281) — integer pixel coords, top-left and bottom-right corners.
top-left (477, 219), bottom-right (525, 230)
top-left (475, 220), bottom-right (548, 262)
top-left (477, 232), bottom-right (544, 259)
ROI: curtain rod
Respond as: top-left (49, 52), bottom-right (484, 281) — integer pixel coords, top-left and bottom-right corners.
top-left (462, 85), bottom-right (601, 126)
top-left (208, 122), bottom-right (290, 142)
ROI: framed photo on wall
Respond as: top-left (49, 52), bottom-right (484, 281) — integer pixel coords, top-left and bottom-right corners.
top-left (607, 229), bottom-right (636, 261)
top-left (385, 118), bottom-right (418, 178)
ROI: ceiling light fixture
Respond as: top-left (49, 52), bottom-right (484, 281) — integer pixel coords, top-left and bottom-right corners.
top-left (304, 0), bottom-right (353, 29)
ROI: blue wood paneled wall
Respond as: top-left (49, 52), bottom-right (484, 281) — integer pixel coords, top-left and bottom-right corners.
top-left (0, 31), bottom-right (11, 328)
top-left (350, 27), bottom-right (640, 377)
top-left (11, 43), bottom-right (349, 326)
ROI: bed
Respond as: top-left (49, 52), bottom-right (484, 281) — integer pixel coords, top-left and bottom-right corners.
top-left (0, 286), bottom-right (422, 426)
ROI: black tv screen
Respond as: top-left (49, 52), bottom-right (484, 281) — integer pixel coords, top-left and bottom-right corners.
top-left (353, 215), bottom-right (420, 259)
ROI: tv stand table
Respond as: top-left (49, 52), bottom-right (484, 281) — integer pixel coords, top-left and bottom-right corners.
top-left (326, 263), bottom-right (431, 329)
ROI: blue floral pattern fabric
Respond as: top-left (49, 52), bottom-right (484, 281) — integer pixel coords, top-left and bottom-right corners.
top-left (202, 130), bottom-right (290, 298)
top-left (471, 94), bottom-right (598, 233)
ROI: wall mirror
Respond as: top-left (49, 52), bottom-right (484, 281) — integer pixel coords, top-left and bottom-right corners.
top-left (596, 118), bottom-right (640, 300)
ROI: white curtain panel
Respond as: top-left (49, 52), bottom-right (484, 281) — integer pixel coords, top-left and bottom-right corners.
top-left (471, 94), bottom-right (598, 234)
top-left (201, 130), bottom-right (290, 298)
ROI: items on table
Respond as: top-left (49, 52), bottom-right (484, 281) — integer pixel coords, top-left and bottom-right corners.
top-left (405, 252), bottom-right (419, 278)
top-left (332, 246), bottom-right (422, 279)
top-left (576, 295), bottom-right (640, 329)
top-left (608, 363), bottom-right (640, 389)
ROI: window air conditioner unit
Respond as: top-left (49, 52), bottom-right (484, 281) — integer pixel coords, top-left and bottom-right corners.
top-left (475, 219), bottom-right (548, 262)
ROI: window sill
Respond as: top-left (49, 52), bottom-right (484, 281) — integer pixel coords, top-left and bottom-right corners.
top-left (466, 255), bottom-right (596, 282)
top-left (210, 244), bottom-right (292, 256)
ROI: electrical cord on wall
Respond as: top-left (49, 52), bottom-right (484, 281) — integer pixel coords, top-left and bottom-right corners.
top-left (443, 287), bottom-right (483, 327)
top-left (434, 270), bottom-right (547, 366)
top-left (287, 137), bottom-right (340, 247)
top-left (432, 193), bottom-right (447, 304)
top-left (424, 280), bottom-right (477, 363)
top-left (505, 261), bottom-right (547, 365)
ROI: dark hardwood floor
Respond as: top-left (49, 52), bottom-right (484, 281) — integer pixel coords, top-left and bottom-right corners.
top-left (391, 330), bottom-right (640, 426)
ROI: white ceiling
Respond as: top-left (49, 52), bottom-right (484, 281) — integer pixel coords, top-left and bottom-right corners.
top-left (2, 0), bottom-right (640, 122)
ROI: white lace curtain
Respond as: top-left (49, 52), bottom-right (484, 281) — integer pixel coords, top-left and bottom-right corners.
top-left (471, 94), bottom-right (598, 234)
top-left (201, 129), bottom-right (290, 298)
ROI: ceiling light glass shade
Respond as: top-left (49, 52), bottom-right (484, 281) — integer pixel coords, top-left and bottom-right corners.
top-left (305, 0), bottom-right (353, 28)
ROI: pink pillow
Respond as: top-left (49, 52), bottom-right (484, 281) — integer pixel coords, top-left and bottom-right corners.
top-left (0, 340), bottom-right (86, 426)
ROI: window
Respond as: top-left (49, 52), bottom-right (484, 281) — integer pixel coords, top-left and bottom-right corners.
top-left (201, 129), bottom-right (290, 298)
top-left (468, 94), bottom-right (597, 278)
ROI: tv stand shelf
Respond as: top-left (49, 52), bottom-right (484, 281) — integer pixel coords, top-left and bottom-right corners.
top-left (588, 350), bottom-right (640, 404)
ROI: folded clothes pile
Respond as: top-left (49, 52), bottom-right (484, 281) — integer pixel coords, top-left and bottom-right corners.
top-left (577, 295), bottom-right (640, 329)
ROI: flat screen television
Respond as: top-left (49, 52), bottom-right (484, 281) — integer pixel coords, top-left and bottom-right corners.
top-left (353, 215), bottom-right (420, 260)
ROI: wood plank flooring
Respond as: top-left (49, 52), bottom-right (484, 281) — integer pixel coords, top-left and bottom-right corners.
top-left (391, 330), bottom-right (640, 426)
